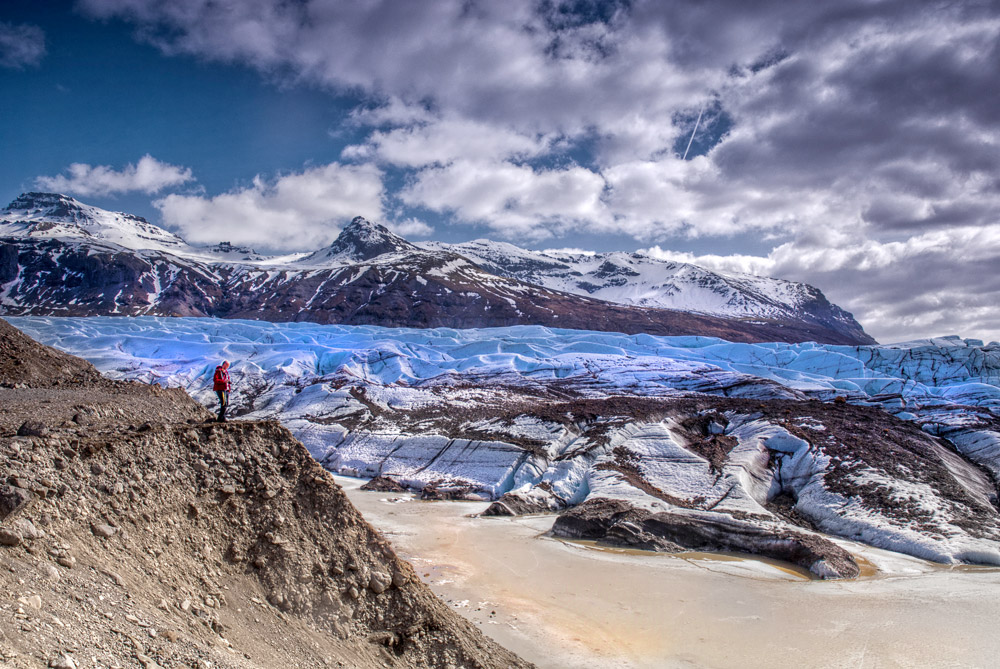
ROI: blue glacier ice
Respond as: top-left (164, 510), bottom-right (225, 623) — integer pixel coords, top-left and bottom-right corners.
top-left (7, 316), bottom-right (998, 412)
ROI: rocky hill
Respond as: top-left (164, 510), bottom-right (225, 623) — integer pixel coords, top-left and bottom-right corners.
top-left (0, 318), bottom-right (531, 669)
top-left (0, 192), bottom-right (874, 344)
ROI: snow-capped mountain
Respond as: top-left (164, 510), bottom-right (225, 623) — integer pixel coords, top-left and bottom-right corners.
top-left (0, 192), bottom-right (875, 344)
top-left (1, 192), bottom-right (189, 253)
top-left (296, 216), bottom-right (420, 266)
top-left (430, 238), bottom-right (855, 329)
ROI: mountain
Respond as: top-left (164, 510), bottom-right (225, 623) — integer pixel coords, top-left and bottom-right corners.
top-left (427, 239), bottom-right (863, 338)
top-left (297, 216), bottom-right (420, 265)
top-left (1, 191), bottom-right (189, 253)
top-left (0, 192), bottom-right (875, 344)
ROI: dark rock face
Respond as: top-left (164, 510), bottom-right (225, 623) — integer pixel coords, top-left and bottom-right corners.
top-left (552, 497), bottom-right (861, 579)
top-left (792, 284), bottom-right (874, 347)
top-left (209, 241), bottom-right (263, 259)
top-left (0, 243), bottom-right (17, 283)
top-left (62, 248), bottom-right (150, 290)
top-left (6, 192), bottom-right (84, 221)
top-left (0, 485), bottom-right (33, 524)
top-left (0, 239), bottom-right (224, 317)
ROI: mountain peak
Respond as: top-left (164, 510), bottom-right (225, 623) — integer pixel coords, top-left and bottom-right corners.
top-left (341, 216), bottom-right (394, 238)
top-left (7, 192), bottom-right (77, 207)
top-left (1, 191), bottom-right (185, 252)
top-left (4, 191), bottom-right (154, 226)
top-left (5, 192), bottom-right (91, 222)
top-left (325, 217), bottom-right (416, 261)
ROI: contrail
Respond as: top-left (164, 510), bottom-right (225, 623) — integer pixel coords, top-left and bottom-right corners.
top-left (681, 104), bottom-right (706, 161)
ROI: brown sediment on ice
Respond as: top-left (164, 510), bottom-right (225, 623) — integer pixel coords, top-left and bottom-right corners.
top-left (415, 391), bottom-right (1000, 569)
top-left (551, 497), bottom-right (860, 579)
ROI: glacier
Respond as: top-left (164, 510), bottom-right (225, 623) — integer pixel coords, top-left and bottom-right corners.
top-left (7, 315), bottom-right (1000, 575)
top-left (7, 316), bottom-right (995, 407)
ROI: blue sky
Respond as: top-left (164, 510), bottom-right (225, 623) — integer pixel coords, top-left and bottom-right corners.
top-left (0, 0), bottom-right (365, 224)
top-left (2, 0), bottom-right (1000, 343)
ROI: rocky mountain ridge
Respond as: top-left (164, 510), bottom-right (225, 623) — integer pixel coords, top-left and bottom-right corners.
top-left (0, 192), bottom-right (874, 344)
top-left (423, 238), bottom-right (862, 337)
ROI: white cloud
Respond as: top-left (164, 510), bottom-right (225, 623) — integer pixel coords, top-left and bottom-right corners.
top-left (36, 155), bottom-right (194, 197)
top-left (154, 162), bottom-right (385, 251)
top-left (386, 217), bottom-right (434, 238)
top-left (0, 21), bottom-right (45, 68)
top-left (402, 159), bottom-right (610, 239)
top-left (346, 97), bottom-right (436, 128)
top-left (542, 247), bottom-right (597, 257)
top-left (343, 116), bottom-right (550, 168)
top-left (77, 0), bottom-right (707, 139)
top-left (640, 246), bottom-right (774, 276)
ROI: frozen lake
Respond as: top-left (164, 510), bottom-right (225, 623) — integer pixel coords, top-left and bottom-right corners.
top-left (340, 476), bottom-right (1000, 669)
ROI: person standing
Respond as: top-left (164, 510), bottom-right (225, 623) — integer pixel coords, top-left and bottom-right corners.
top-left (213, 360), bottom-right (231, 423)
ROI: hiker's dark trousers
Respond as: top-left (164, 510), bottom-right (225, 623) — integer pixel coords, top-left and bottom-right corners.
top-left (216, 390), bottom-right (228, 422)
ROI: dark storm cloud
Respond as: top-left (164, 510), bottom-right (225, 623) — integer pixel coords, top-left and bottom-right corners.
top-left (778, 242), bottom-right (1000, 344)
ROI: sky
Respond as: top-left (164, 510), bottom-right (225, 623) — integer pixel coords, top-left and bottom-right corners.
top-left (1, 0), bottom-right (999, 344)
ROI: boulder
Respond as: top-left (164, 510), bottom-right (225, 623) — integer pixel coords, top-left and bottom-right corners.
top-left (552, 498), bottom-right (861, 580)
top-left (17, 420), bottom-right (47, 437)
top-left (0, 485), bottom-right (32, 523)
top-left (0, 527), bottom-right (22, 546)
top-left (368, 571), bottom-right (392, 594)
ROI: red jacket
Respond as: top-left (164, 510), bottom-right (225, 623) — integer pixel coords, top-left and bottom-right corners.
top-left (213, 366), bottom-right (230, 391)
